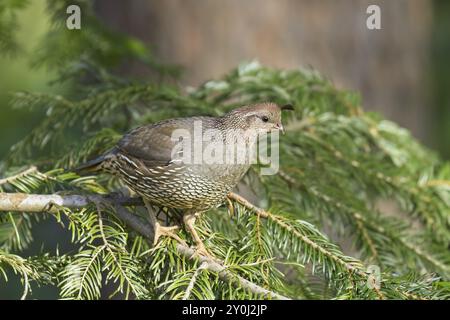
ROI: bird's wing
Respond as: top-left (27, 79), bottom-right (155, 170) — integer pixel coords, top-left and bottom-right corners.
top-left (116, 117), bottom-right (216, 167)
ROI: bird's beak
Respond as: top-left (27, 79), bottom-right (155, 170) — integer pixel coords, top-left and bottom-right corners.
top-left (275, 123), bottom-right (285, 135)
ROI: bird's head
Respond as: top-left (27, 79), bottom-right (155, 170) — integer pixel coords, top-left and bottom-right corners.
top-left (224, 102), bottom-right (294, 134)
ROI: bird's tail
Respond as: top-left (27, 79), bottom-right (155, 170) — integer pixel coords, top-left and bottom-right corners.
top-left (71, 149), bottom-right (117, 175)
top-left (72, 156), bottom-right (106, 174)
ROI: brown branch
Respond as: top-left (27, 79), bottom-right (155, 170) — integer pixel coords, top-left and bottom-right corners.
top-left (0, 192), bottom-right (290, 300)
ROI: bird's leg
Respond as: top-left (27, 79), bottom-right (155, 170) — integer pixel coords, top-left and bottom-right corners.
top-left (183, 212), bottom-right (214, 259)
top-left (143, 199), bottom-right (185, 246)
top-left (143, 199), bottom-right (157, 227)
top-left (226, 197), bottom-right (234, 217)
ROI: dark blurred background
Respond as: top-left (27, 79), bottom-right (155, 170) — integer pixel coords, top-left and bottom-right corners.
top-left (0, 0), bottom-right (449, 298)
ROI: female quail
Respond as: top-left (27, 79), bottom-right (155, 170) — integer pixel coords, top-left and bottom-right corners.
top-left (76, 102), bottom-right (292, 256)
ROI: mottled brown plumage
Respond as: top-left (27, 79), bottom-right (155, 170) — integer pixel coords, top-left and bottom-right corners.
top-left (76, 102), bottom-right (292, 255)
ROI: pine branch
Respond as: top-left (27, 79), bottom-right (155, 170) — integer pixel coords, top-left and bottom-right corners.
top-left (226, 192), bottom-right (444, 300)
top-left (0, 166), bottom-right (38, 186)
top-left (2, 191), bottom-right (445, 299)
top-left (0, 192), bottom-right (290, 300)
top-left (182, 262), bottom-right (208, 300)
top-left (0, 249), bottom-right (39, 300)
top-left (227, 193), bottom-right (366, 277)
top-left (273, 168), bottom-right (450, 277)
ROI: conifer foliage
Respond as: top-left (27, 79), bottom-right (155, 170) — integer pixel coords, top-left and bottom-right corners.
top-left (0, 0), bottom-right (449, 299)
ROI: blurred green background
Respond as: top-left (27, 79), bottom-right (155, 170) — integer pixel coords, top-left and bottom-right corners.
top-left (0, 1), bottom-right (62, 159)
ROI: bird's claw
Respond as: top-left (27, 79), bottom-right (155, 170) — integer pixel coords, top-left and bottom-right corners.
top-left (153, 223), bottom-right (186, 246)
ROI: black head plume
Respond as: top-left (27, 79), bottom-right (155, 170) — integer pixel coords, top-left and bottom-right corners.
top-left (281, 104), bottom-right (295, 111)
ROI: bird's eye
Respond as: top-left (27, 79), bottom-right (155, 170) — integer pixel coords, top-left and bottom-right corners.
top-left (261, 116), bottom-right (269, 122)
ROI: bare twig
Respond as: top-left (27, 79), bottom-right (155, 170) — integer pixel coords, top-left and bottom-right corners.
top-left (0, 193), bottom-right (142, 213)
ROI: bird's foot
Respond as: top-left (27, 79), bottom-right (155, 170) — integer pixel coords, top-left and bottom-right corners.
top-left (153, 223), bottom-right (186, 246)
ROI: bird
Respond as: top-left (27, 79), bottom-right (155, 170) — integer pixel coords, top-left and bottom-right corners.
top-left (75, 102), bottom-right (293, 257)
